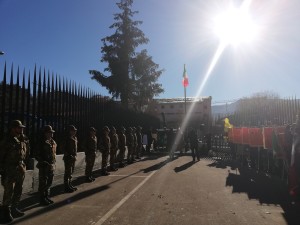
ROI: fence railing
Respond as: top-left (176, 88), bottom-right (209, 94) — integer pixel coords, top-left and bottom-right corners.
top-left (0, 63), bottom-right (160, 155)
top-left (213, 97), bottom-right (300, 127)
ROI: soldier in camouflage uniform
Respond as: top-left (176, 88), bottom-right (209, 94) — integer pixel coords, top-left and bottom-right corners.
top-left (132, 127), bottom-right (137, 162)
top-left (84, 127), bottom-right (97, 182)
top-left (109, 127), bottom-right (118, 171)
top-left (136, 126), bottom-right (143, 159)
top-left (118, 127), bottom-right (126, 168)
top-left (126, 127), bottom-right (134, 164)
top-left (62, 125), bottom-right (78, 193)
top-left (36, 125), bottom-right (57, 205)
top-left (0, 120), bottom-right (28, 223)
top-left (101, 126), bottom-right (110, 176)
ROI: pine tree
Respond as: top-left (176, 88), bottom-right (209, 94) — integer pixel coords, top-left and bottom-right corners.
top-left (89, 0), bottom-right (163, 108)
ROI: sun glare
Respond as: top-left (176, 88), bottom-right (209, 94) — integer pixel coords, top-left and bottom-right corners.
top-left (213, 6), bottom-right (259, 46)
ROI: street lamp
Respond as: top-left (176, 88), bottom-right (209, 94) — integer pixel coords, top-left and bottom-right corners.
top-left (0, 51), bottom-right (4, 55)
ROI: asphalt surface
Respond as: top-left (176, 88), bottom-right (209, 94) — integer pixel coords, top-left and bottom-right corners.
top-left (3, 154), bottom-right (300, 225)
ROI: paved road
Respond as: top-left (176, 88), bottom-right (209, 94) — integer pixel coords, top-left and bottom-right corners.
top-left (7, 155), bottom-right (300, 225)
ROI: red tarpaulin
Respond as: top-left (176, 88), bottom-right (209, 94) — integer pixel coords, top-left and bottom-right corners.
top-left (232, 127), bottom-right (243, 144)
top-left (249, 128), bottom-right (263, 147)
top-left (242, 127), bottom-right (249, 145)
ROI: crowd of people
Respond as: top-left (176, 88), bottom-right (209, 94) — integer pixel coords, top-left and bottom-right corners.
top-left (0, 120), bottom-right (144, 223)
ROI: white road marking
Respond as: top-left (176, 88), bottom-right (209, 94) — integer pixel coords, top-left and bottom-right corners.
top-left (109, 174), bottom-right (149, 178)
top-left (95, 171), bottom-right (156, 225)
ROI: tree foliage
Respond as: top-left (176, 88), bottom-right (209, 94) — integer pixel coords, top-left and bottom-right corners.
top-left (89, 0), bottom-right (164, 108)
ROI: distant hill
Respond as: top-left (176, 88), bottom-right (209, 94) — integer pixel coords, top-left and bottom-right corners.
top-left (212, 101), bottom-right (239, 118)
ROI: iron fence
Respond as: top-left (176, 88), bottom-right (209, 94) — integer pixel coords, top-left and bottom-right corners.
top-left (0, 63), bottom-right (160, 155)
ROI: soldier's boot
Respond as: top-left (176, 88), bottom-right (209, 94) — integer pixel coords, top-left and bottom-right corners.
top-left (110, 165), bottom-right (118, 171)
top-left (45, 191), bottom-right (54, 204)
top-left (85, 176), bottom-right (93, 182)
top-left (101, 169), bottom-right (110, 176)
top-left (40, 194), bottom-right (51, 206)
top-left (11, 205), bottom-right (25, 218)
top-left (69, 180), bottom-right (78, 191)
top-left (64, 180), bottom-right (74, 193)
top-left (2, 206), bottom-right (13, 223)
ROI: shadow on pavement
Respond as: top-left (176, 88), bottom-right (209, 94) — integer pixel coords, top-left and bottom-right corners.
top-left (10, 165), bottom-right (151, 224)
top-left (142, 157), bottom-right (174, 173)
top-left (226, 167), bottom-right (300, 225)
top-left (174, 161), bottom-right (196, 173)
top-left (205, 156), bottom-right (300, 225)
top-left (6, 184), bottom-right (109, 225)
top-left (206, 159), bottom-right (238, 170)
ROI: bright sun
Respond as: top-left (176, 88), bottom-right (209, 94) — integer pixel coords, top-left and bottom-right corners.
top-left (213, 6), bottom-right (259, 46)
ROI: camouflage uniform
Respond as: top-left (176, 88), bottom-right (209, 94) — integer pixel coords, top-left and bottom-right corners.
top-left (126, 128), bottom-right (134, 164)
top-left (62, 125), bottom-right (78, 192)
top-left (36, 125), bottom-right (56, 205)
top-left (0, 120), bottom-right (28, 222)
top-left (118, 127), bottom-right (126, 167)
top-left (84, 127), bottom-right (97, 182)
top-left (132, 127), bottom-right (137, 161)
top-left (110, 127), bottom-right (119, 171)
top-left (136, 127), bottom-right (143, 159)
top-left (101, 126), bottom-right (110, 176)
top-left (19, 133), bottom-right (31, 166)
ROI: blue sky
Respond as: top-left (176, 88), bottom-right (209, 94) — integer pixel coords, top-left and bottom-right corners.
top-left (1, 0), bottom-right (300, 104)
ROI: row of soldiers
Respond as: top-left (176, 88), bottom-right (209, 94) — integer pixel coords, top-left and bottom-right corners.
top-left (0, 120), bottom-right (144, 223)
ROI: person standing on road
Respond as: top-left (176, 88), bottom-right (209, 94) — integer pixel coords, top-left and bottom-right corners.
top-left (84, 127), bottom-right (97, 182)
top-left (136, 126), bottom-right (143, 159)
top-left (118, 127), bottom-right (126, 168)
top-left (0, 120), bottom-right (29, 223)
top-left (132, 127), bottom-right (138, 162)
top-left (62, 125), bottom-right (78, 193)
top-left (126, 127), bottom-right (134, 164)
top-left (36, 125), bottom-right (57, 205)
top-left (189, 128), bottom-right (200, 161)
top-left (109, 126), bottom-right (119, 171)
top-left (101, 126), bottom-right (111, 176)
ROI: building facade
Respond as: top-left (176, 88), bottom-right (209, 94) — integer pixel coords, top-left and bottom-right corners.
top-left (146, 96), bottom-right (212, 129)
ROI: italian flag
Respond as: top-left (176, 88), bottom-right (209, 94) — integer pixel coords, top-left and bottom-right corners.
top-left (182, 64), bottom-right (189, 87)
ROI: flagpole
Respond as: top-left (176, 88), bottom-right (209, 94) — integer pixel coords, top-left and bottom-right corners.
top-left (182, 64), bottom-right (188, 118)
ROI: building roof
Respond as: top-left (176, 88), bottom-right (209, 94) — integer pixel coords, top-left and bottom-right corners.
top-left (154, 96), bottom-right (211, 104)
